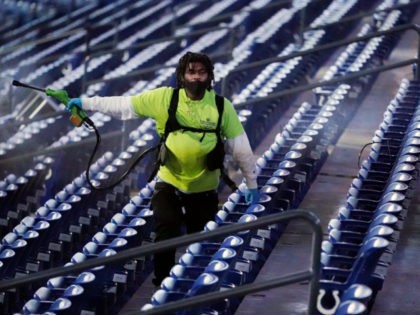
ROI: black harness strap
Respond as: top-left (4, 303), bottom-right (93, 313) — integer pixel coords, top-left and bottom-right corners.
top-left (165, 89), bottom-right (223, 136)
top-left (151, 88), bottom-right (237, 191)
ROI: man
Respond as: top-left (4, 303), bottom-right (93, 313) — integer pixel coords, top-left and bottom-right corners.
top-left (67, 51), bottom-right (259, 285)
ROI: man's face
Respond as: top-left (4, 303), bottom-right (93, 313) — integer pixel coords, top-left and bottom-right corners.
top-left (184, 62), bottom-right (209, 83)
top-left (183, 62), bottom-right (210, 100)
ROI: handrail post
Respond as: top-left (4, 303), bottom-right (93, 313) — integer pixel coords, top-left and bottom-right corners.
top-left (415, 24), bottom-right (420, 80)
top-left (307, 210), bottom-right (323, 315)
top-left (81, 26), bottom-right (91, 95)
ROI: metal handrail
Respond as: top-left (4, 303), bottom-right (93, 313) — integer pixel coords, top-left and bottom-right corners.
top-left (80, 24), bottom-right (234, 92)
top-left (221, 23), bottom-right (420, 96)
top-left (0, 210), bottom-right (323, 315)
top-left (79, 23), bottom-right (420, 104)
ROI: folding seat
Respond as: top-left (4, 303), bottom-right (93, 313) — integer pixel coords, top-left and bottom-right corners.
top-left (90, 232), bottom-right (129, 254)
top-left (0, 248), bottom-right (16, 279)
top-left (116, 227), bottom-right (141, 249)
top-left (165, 265), bottom-right (200, 291)
top-left (255, 156), bottom-right (281, 177)
top-left (335, 300), bottom-right (367, 315)
top-left (346, 190), bottom-right (407, 212)
top-left (186, 237), bottom-right (249, 282)
top-left (47, 271), bottom-right (97, 298)
top-left (33, 210), bottom-right (63, 241)
top-left (261, 176), bottom-right (285, 200)
top-left (129, 193), bottom-right (151, 208)
top-left (150, 288), bottom-right (185, 307)
top-left (55, 190), bottom-right (83, 220)
top-left (321, 236), bottom-right (390, 289)
top-left (76, 248), bottom-right (120, 292)
top-left (21, 211), bottom-right (62, 248)
top-left (179, 247), bottom-right (237, 269)
top-left (111, 212), bottom-right (147, 236)
top-left (285, 148), bottom-right (316, 184)
top-left (64, 181), bottom-right (95, 208)
top-left (347, 181), bottom-right (409, 203)
top-left (211, 215), bottom-right (271, 273)
top-left (172, 259), bottom-right (231, 291)
top-left (178, 273), bottom-right (221, 315)
top-left (376, 202), bottom-right (407, 220)
top-left (347, 178), bottom-right (409, 199)
top-left (139, 185), bottom-right (154, 200)
top-left (33, 285), bottom-right (84, 314)
top-left (221, 204), bottom-right (280, 246)
top-left (19, 217), bottom-right (51, 256)
top-left (243, 203), bottom-right (268, 218)
top-left (257, 185), bottom-right (276, 207)
top-left (21, 297), bottom-right (72, 315)
top-left (121, 202), bottom-right (139, 218)
top-left (210, 259), bottom-right (246, 288)
top-left (384, 108), bottom-right (412, 125)
top-left (358, 169), bottom-right (413, 192)
top-left (44, 199), bottom-right (73, 224)
top-left (129, 207), bottom-right (154, 242)
top-left (1, 233), bottom-right (27, 269)
top-left (339, 283), bottom-right (372, 309)
top-left (188, 236), bottom-right (244, 256)
top-left (328, 225), bottom-right (397, 258)
top-left (338, 202), bottom-right (405, 223)
top-left (328, 213), bottom-right (400, 235)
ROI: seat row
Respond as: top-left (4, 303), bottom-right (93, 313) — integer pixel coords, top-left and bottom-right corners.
top-left (0, 156), bottom-right (54, 235)
top-left (321, 6), bottom-right (403, 102)
top-left (0, 118), bottom-right (155, 279)
top-left (3, 122), bottom-right (159, 314)
top-left (317, 79), bottom-right (420, 314)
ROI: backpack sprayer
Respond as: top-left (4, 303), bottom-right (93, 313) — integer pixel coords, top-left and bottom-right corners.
top-left (12, 80), bottom-right (156, 191)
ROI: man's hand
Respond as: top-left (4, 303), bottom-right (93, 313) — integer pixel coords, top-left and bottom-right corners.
top-left (67, 98), bottom-right (82, 112)
top-left (244, 188), bottom-right (260, 205)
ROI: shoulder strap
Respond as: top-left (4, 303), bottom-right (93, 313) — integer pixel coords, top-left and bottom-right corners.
top-left (163, 88), bottom-right (180, 139)
top-left (215, 94), bottom-right (224, 136)
top-left (164, 89), bottom-right (223, 137)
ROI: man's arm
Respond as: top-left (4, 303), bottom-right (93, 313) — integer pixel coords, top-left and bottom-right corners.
top-left (225, 132), bottom-right (258, 189)
top-left (81, 96), bottom-right (138, 120)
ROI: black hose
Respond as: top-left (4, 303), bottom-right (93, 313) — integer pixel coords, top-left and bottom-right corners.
top-left (84, 118), bottom-right (158, 191)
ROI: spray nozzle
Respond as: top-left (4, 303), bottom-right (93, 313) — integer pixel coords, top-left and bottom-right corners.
top-left (45, 88), bottom-right (69, 105)
top-left (45, 88), bottom-right (88, 127)
top-left (12, 80), bottom-right (90, 127)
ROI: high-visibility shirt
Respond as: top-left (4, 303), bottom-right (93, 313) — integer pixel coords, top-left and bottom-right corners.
top-left (131, 87), bottom-right (244, 192)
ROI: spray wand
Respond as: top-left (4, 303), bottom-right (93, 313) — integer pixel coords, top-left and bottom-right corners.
top-left (12, 80), bottom-right (91, 127)
top-left (12, 79), bottom-right (157, 191)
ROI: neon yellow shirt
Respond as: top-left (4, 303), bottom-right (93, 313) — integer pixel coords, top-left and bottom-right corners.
top-left (131, 87), bottom-right (244, 192)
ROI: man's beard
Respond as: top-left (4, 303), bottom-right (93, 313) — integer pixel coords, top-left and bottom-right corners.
top-left (184, 80), bottom-right (209, 97)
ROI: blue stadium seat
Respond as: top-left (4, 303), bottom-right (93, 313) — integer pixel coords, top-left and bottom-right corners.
top-left (335, 300), bottom-right (367, 315)
top-left (340, 283), bottom-right (373, 309)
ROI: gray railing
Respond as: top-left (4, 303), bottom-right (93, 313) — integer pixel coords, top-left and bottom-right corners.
top-left (79, 22), bottom-right (420, 105)
top-left (220, 23), bottom-right (420, 98)
top-left (0, 210), bottom-right (322, 315)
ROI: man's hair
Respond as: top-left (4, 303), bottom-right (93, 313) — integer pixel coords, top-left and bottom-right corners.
top-left (175, 51), bottom-right (214, 90)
